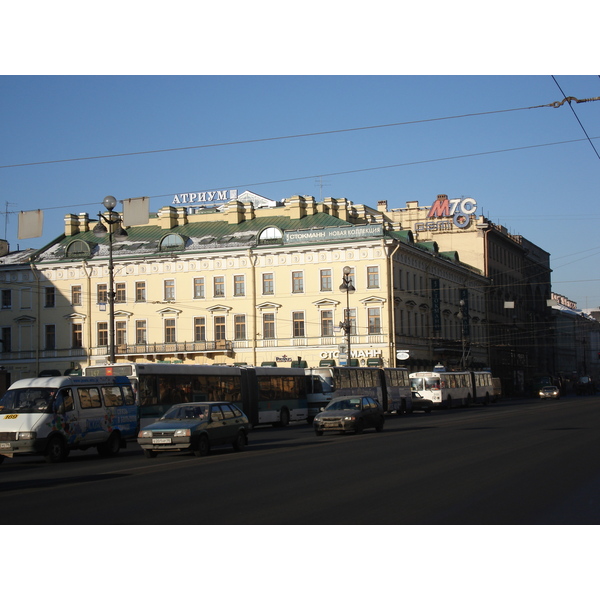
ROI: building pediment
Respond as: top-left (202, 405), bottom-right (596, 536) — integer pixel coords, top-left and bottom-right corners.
top-left (360, 296), bottom-right (387, 305)
top-left (207, 304), bottom-right (232, 313)
top-left (313, 298), bottom-right (339, 307)
top-left (256, 302), bottom-right (282, 311)
top-left (157, 307), bottom-right (183, 316)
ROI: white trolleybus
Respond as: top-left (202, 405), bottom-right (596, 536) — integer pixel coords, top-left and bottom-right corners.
top-left (305, 366), bottom-right (411, 422)
top-left (409, 366), bottom-right (494, 411)
top-left (84, 363), bottom-right (308, 427)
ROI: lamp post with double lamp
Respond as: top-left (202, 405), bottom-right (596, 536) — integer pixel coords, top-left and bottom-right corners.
top-left (93, 196), bottom-right (128, 363)
top-left (339, 266), bottom-right (356, 366)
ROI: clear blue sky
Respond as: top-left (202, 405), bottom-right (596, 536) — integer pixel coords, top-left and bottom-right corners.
top-left (1, 75), bottom-right (599, 307)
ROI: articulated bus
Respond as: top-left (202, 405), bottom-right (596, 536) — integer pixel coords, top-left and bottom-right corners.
top-left (305, 366), bottom-right (411, 421)
top-left (84, 363), bottom-right (308, 427)
top-left (409, 369), bottom-right (494, 411)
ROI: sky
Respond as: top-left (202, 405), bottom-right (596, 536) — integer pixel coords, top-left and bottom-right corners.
top-left (1, 74), bottom-right (599, 308)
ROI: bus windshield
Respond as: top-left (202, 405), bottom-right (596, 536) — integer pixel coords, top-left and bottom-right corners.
top-left (0, 388), bottom-right (57, 414)
top-left (410, 377), bottom-right (441, 392)
top-left (310, 373), bottom-right (335, 393)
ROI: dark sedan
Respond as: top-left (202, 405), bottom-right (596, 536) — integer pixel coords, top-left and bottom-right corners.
top-left (313, 395), bottom-right (384, 436)
top-left (137, 401), bottom-right (249, 458)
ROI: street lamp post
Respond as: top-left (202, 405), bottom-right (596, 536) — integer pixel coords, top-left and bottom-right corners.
top-left (93, 196), bottom-right (127, 363)
top-left (457, 298), bottom-right (466, 370)
top-left (339, 266), bottom-right (355, 366)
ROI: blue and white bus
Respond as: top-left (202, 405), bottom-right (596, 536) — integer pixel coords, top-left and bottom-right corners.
top-left (84, 363), bottom-right (308, 427)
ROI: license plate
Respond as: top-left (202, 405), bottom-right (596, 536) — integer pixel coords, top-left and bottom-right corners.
top-left (0, 442), bottom-right (11, 449)
top-left (323, 422), bottom-right (340, 428)
top-left (152, 438), bottom-right (172, 444)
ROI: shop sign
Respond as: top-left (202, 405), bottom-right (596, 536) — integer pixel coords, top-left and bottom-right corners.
top-left (284, 224), bottom-right (383, 244)
top-left (320, 349), bottom-right (383, 360)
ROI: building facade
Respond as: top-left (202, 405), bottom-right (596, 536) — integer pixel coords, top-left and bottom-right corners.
top-left (0, 193), bottom-right (490, 384)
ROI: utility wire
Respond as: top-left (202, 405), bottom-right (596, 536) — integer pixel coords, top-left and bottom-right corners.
top-left (2, 96), bottom-right (599, 170)
top-left (551, 76), bottom-right (600, 161)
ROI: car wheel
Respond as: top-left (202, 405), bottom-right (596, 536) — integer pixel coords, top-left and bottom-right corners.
top-left (375, 418), bottom-right (384, 432)
top-left (0, 455), bottom-right (4, 464)
top-left (143, 449), bottom-right (157, 459)
top-left (194, 435), bottom-right (210, 457)
top-left (354, 419), bottom-right (364, 434)
top-left (97, 432), bottom-right (121, 457)
top-left (45, 436), bottom-right (67, 463)
top-left (232, 431), bottom-right (247, 452)
top-left (315, 429), bottom-right (323, 437)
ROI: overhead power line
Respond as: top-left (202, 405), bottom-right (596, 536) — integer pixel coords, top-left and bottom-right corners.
top-left (1, 95), bottom-right (599, 170)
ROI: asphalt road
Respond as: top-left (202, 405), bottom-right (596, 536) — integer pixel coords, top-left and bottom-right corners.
top-left (1, 396), bottom-right (600, 525)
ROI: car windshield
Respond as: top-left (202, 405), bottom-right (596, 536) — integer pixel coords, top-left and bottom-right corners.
top-left (161, 405), bottom-right (208, 420)
top-left (326, 399), bottom-right (361, 411)
top-left (0, 388), bottom-right (57, 414)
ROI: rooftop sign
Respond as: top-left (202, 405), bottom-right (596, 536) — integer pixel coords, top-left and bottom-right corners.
top-left (284, 224), bottom-right (383, 244)
top-left (172, 189), bottom-right (238, 205)
top-left (415, 196), bottom-right (477, 233)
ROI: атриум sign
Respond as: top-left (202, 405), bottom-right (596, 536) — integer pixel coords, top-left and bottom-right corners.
top-left (172, 190), bottom-right (238, 204)
top-left (415, 195), bottom-right (477, 232)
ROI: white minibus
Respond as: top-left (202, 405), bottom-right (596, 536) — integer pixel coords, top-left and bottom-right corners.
top-left (0, 375), bottom-right (138, 464)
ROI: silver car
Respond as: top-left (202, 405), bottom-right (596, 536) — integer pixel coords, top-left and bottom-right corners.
top-left (137, 402), bottom-right (249, 458)
top-left (313, 395), bottom-right (385, 436)
top-left (539, 386), bottom-right (560, 399)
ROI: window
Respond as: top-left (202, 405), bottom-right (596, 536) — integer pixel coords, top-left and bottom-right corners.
top-left (164, 319), bottom-right (176, 343)
top-left (1, 290), bottom-right (11, 309)
top-left (44, 324), bottom-right (55, 350)
top-left (79, 387), bottom-right (102, 409)
top-left (262, 273), bottom-right (274, 295)
top-left (320, 269), bottom-right (332, 292)
top-left (97, 284), bottom-right (108, 304)
top-left (263, 313), bottom-right (275, 339)
top-left (321, 310), bottom-right (333, 336)
top-left (234, 275), bottom-right (245, 297)
top-left (72, 323), bottom-right (83, 348)
top-left (214, 316), bottom-right (226, 340)
top-left (115, 283), bottom-right (126, 303)
top-left (367, 266), bottom-right (379, 288)
top-left (292, 271), bottom-right (304, 293)
top-left (214, 276), bottom-right (225, 298)
top-left (293, 312), bottom-right (305, 337)
top-left (136, 320), bottom-right (147, 344)
top-left (98, 322), bottom-right (108, 347)
top-left (71, 286), bottom-right (82, 306)
top-left (116, 321), bottom-right (126, 346)
top-left (164, 279), bottom-right (175, 301)
top-left (193, 277), bottom-right (205, 299)
top-left (194, 317), bottom-right (206, 342)
top-left (368, 308), bottom-right (381, 334)
top-left (234, 315), bottom-right (246, 340)
top-left (65, 240), bottom-right (92, 259)
top-left (345, 308), bottom-right (357, 335)
top-left (159, 234), bottom-right (185, 252)
top-left (1, 327), bottom-right (11, 352)
top-left (44, 287), bottom-right (55, 308)
top-left (135, 281), bottom-right (146, 302)
top-left (258, 227), bottom-right (283, 245)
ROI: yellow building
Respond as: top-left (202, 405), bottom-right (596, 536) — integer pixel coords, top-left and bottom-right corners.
top-left (0, 192), bottom-right (490, 383)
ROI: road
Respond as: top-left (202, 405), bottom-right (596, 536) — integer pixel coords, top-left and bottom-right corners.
top-left (1, 396), bottom-right (600, 525)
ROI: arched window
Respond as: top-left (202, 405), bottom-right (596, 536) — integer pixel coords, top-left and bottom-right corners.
top-left (258, 227), bottom-right (283, 245)
top-left (159, 234), bottom-right (186, 252)
top-left (65, 240), bottom-right (93, 259)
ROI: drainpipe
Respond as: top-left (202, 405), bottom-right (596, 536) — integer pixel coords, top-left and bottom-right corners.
top-left (30, 260), bottom-right (41, 376)
top-left (82, 260), bottom-right (93, 369)
top-left (249, 249), bottom-right (258, 367)
top-left (387, 240), bottom-right (401, 367)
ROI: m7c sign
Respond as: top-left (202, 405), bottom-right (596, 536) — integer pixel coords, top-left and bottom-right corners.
top-left (426, 195), bottom-right (477, 229)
